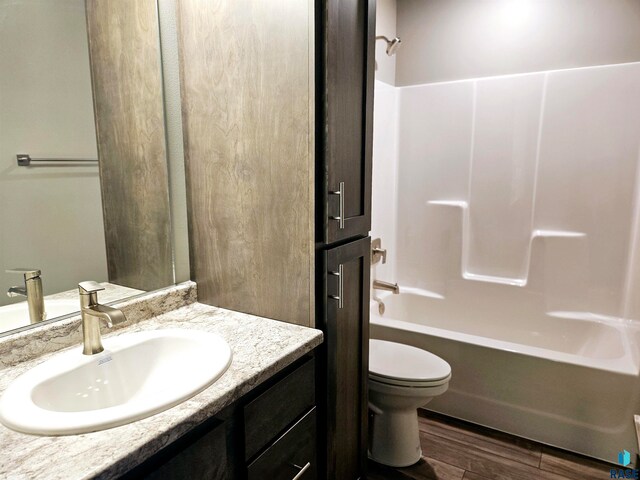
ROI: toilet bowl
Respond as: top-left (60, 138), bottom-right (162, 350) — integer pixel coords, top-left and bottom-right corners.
top-left (368, 339), bottom-right (451, 467)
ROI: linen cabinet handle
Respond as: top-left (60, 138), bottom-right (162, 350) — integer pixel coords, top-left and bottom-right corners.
top-left (329, 264), bottom-right (344, 309)
top-left (291, 462), bottom-right (312, 480)
top-left (329, 181), bottom-right (345, 229)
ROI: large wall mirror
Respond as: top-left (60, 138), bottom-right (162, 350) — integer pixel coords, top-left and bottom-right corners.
top-left (0, 0), bottom-right (189, 337)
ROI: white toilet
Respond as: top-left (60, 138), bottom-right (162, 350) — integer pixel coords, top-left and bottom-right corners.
top-left (368, 339), bottom-right (452, 467)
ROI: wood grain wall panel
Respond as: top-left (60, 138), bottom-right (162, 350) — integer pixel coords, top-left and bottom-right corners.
top-left (177, 0), bottom-right (314, 326)
top-left (86, 0), bottom-right (174, 291)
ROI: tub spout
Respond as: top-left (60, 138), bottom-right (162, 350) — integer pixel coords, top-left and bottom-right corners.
top-left (373, 279), bottom-right (399, 294)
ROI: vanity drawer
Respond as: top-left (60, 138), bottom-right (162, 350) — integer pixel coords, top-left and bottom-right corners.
top-left (244, 357), bottom-right (315, 460)
top-left (247, 408), bottom-right (316, 480)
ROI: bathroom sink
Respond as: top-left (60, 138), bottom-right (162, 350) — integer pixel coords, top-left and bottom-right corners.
top-left (0, 299), bottom-right (79, 330)
top-left (0, 328), bottom-right (232, 435)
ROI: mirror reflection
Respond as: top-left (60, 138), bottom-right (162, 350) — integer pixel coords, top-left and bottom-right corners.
top-left (0, 0), bottom-right (177, 336)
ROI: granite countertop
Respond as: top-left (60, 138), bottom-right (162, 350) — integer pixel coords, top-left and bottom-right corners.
top-left (0, 284), bottom-right (323, 479)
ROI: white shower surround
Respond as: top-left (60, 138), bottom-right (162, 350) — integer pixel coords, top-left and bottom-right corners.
top-left (370, 62), bottom-right (640, 462)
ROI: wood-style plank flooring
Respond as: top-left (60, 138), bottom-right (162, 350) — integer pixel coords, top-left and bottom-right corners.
top-left (367, 410), bottom-right (617, 480)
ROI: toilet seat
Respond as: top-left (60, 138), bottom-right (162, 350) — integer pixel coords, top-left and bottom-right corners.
top-left (369, 372), bottom-right (451, 388)
top-left (369, 339), bottom-right (451, 387)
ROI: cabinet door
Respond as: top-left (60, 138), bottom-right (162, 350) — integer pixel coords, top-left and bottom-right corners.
top-left (323, 237), bottom-right (370, 479)
top-left (322, 0), bottom-right (375, 244)
top-left (132, 420), bottom-right (229, 480)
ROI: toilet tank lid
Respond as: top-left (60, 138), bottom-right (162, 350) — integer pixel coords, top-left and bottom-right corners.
top-left (369, 339), bottom-right (451, 382)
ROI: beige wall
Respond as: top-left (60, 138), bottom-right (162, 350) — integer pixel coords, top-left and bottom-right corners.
top-left (396, 0), bottom-right (640, 86)
top-left (375, 0), bottom-right (397, 85)
top-left (0, 0), bottom-right (107, 305)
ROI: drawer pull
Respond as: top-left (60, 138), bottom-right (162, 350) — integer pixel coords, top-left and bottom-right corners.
top-left (329, 181), bottom-right (345, 229)
top-left (291, 462), bottom-right (311, 480)
top-left (328, 264), bottom-right (344, 309)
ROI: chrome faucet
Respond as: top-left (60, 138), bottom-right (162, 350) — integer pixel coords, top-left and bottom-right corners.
top-left (372, 279), bottom-right (399, 294)
top-left (6, 268), bottom-right (45, 324)
top-left (79, 281), bottom-right (126, 355)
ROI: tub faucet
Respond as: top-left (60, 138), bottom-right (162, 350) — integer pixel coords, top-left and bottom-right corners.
top-left (373, 279), bottom-right (399, 294)
top-left (6, 268), bottom-right (45, 324)
top-left (79, 281), bottom-right (126, 355)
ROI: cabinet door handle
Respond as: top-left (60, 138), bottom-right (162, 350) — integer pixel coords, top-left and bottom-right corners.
top-left (328, 264), bottom-right (344, 309)
top-left (329, 181), bottom-right (345, 229)
top-left (291, 462), bottom-right (312, 480)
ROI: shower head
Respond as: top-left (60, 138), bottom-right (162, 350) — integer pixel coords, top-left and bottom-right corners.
top-left (376, 35), bottom-right (402, 56)
top-left (386, 37), bottom-right (401, 56)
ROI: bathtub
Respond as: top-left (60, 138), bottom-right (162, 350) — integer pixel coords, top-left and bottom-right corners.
top-left (370, 286), bottom-right (640, 463)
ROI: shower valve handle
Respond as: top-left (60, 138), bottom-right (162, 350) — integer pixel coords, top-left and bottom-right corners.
top-left (372, 247), bottom-right (386, 264)
top-left (371, 238), bottom-right (387, 265)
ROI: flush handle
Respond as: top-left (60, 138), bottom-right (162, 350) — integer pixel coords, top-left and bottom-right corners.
top-left (329, 264), bottom-right (344, 309)
top-left (329, 181), bottom-right (345, 229)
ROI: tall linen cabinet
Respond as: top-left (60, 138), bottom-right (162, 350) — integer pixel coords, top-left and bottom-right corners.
top-left (316, 0), bottom-right (375, 478)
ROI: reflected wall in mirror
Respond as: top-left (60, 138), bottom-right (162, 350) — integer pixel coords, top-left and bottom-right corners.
top-left (86, 0), bottom-right (174, 291)
top-left (0, 0), bottom-right (182, 336)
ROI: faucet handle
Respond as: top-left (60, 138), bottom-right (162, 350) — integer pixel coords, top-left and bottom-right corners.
top-left (78, 281), bottom-right (105, 295)
top-left (6, 268), bottom-right (41, 280)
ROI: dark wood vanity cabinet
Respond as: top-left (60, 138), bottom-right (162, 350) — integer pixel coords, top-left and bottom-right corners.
top-left (126, 356), bottom-right (317, 480)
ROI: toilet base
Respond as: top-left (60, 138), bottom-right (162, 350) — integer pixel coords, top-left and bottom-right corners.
top-left (368, 408), bottom-right (422, 467)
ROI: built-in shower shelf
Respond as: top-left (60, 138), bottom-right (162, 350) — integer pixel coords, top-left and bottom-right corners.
top-left (461, 272), bottom-right (526, 286)
top-left (428, 200), bottom-right (469, 208)
top-left (546, 310), bottom-right (621, 323)
top-left (531, 230), bottom-right (586, 239)
top-left (427, 199), bottom-right (587, 287)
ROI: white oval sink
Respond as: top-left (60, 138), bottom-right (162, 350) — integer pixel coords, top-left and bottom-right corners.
top-left (0, 328), bottom-right (232, 435)
top-left (0, 299), bottom-right (80, 330)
